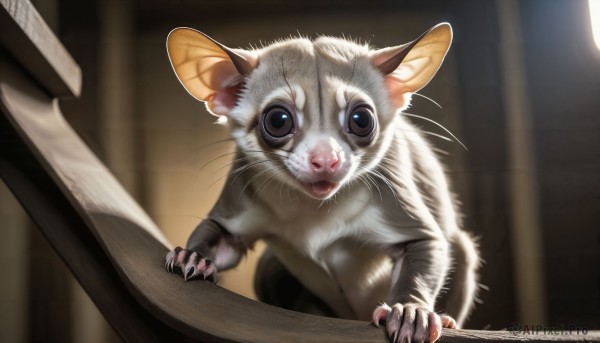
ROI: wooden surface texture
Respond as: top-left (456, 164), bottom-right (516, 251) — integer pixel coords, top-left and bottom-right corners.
top-left (0, 0), bottom-right (81, 97)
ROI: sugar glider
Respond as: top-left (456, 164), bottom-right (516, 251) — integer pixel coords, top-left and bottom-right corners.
top-left (165, 23), bottom-right (479, 343)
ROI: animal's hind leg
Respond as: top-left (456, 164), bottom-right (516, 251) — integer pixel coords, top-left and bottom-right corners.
top-left (254, 248), bottom-right (335, 317)
top-left (442, 229), bottom-right (480, 327)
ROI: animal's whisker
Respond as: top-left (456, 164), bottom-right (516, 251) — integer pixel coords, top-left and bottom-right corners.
top-left (208, 159), bottom-right (273, 189)
top-left (412, 92), bottom-right (442, 109)
top-left (196, 151), bottom-right (240, 172)
top-left (367, 169), bottom-right (401, 206)
top-left (211, 155), bottom-right (275, 174)
top-left (253, 165), bottom-right (287, 202)
top-left (356, 168), bottom-right (382, 203)
top-left (197, 137), bottom-right (236, 151)
top-left (186, 138), bottom-right (235, 163)
top-left (401, 112), bottom-right (467, 150)
top-left (241, 149), bottom-right (288, 158)
top-left (230, 159), bottom-right (273, 181)
top-left (196, 148), bottom-right (284, 173)
top-left (202, 149), bottom-right (285, 179)
top-left (396, 128), bottom-right (452, 143)
top-left (241, 165), bottom-right (283, 196)
top-left (382, 137), bottom-right (450, 156)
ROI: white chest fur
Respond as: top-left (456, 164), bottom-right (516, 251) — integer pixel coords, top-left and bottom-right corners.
top-left (219, 181), bottom-right (422, 319)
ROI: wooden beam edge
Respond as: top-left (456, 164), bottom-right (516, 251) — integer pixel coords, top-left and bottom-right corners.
top-left (0, 0), bottom-right (81, 97)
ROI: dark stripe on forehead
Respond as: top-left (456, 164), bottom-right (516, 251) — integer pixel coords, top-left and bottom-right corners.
top-left (316, 50), bottom-right (324, 127)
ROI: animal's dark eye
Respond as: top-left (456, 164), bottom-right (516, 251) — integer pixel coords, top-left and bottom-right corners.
top-left (263, 106), bottom-right (294, 138)
top-left (348, 106), bottom-right (375, 137)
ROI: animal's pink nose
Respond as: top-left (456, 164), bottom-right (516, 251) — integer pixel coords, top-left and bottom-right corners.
top-left (310, 151), bottom-right (340, 174)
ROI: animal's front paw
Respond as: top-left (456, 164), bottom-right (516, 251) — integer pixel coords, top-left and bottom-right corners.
top-left (165, 246), bottom-right (218, 282)
top-left (372, 303), bottom-right (456, 343)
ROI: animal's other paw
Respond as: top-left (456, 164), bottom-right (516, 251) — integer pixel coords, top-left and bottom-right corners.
top-left (165, 246), bottom-right (218, 282)
top-left (372, 303), bottom-right (456, 343)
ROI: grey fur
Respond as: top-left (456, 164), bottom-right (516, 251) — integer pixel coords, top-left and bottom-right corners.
top-left (167, 23), bottom-right (480, 341)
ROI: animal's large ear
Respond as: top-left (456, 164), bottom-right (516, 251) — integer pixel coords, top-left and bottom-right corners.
top-left (370, 23), bottom-right (452, 108)
top-left (167, 28), bottom-right (258, 117)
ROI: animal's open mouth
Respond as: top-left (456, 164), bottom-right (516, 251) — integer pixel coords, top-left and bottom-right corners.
top-left (307, 180), bottom-right (336, 197)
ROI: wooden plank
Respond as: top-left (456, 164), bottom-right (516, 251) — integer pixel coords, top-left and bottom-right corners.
top-left (0, 57), bottom-right (183, 343)
top-left (0, 54), bottom-right (599, 342)
top-left (0, 0), bottom-right (81, 97)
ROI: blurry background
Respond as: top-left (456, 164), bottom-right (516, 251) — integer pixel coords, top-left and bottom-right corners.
top-left (1, 0), bottom-right (599, 341)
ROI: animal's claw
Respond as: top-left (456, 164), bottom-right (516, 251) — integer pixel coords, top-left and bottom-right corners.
top-left (372, 303), bottom-right (456, 343)
top-left (165, 246), bottom-right (218, 283)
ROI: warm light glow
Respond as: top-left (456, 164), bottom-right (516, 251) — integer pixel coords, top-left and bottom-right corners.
top-left (591, 0), bottom-right (600, 51)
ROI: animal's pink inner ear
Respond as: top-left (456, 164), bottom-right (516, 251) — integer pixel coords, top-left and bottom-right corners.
top-left (167, 28), bottom-right (257, 118)
top-left (202, 59), bottom-right (245, 116)
top-left (383, 77), bottom-right (409, 108)
top-left (383, 56), bottom-right (432, 108)
top-left (208, 86), bottom-right (242, 117)
top-left (370, 23), bottom-right (452, 110)
top-left (371, 42), bottom-right (421, 109)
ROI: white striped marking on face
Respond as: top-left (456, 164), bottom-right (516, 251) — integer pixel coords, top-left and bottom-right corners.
top-left (260, 84), bottom-right (305, 115)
